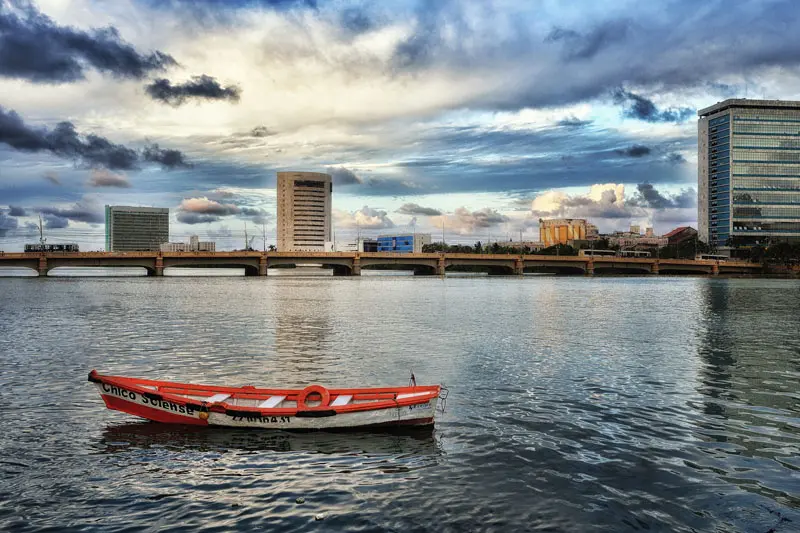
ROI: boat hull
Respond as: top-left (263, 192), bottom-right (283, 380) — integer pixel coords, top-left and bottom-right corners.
top-left (92, 374), bottom-right (439, 430)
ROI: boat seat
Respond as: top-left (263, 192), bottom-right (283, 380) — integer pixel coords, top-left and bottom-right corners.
top-left (330, 395), bottom-right (352, 407)
top-left (258, 396), bottom-right (286, 408)
top-left (396, 392), bottom-right (431, 400)
top-left (206, 393), bottom-right (231, 404)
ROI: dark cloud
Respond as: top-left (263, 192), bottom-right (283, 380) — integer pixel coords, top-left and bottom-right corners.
top-left (87, 168), bottom-right (130, 188)
top-left (546, 20), bottom-right (630, 60)
top-left (176, 212), bottom-right (219, 224)
top-left (43, 213), bottom-right (68, 229)
top-left (327, 166), bottom-right (362, 185)
top-left (0, 210), bottom-right (18, 236)
top-left (556, 116), bottom-right (592, 128)
top-left (250, 126), bottom-right (273, 137)
top-left (42, 171), bottom-right (60, 185)
top-left (142, 143), bottom-right (191, 168)
top-left (396, 203), bottom-right (441, 216)
top-left (666, 152), bottom-right (687, 165)
top-left (145, 75), bottom-right (241, 106)
top-left (340, 7), bottom-right (373, 34)
top-left (630, 183), bottom-right (696, 209)
top-left (0, 106), bottom-right (188, 169)
top-left (613, 90), bottom-right (694, 123)
top-left (240, 207), bottom-right (272, 225)
top-left (0, 1), bottom-right (176, 83)
top-left (8, 205), bottom-right (26, 216)
top-left (39, 197), bottom-right (104, 224)
top-left (615, 144), bottom-right (651, 158)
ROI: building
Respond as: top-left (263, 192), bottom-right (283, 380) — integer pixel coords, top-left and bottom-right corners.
top-left (376, 233), bottom-right (431, 253)
top-left (586, 223), bottom-right (600, 240)
top-left (698, 99), bottom-right (800, 249)
top-left (276, 171), bottom-right (332, 252)
top-left (663, 226), bottom-right (698, 246)
top-left (160, 235), bottom-right (215, 252)
top-left (105, 206), bottom-right (169, 252)
top-left (539, 219), bottom-right (586, 247)
top-left (341, 238), bottom-right (378, 252)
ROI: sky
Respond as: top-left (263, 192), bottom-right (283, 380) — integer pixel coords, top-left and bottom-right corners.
top-left (2, 0), bottom-right (800, 250)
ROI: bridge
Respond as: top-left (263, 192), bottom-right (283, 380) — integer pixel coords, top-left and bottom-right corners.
top-left (0, 251), bottom-right (761, 277)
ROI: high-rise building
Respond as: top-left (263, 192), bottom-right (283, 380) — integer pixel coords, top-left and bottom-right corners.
top-left (539, 218), bottom-right (587, 247)
top-left (698, 99), bottom-right (800, 249)
top-left (276, 171), bottom-right (332, 251)
top-left (105, 206), bottom-right (169, 251)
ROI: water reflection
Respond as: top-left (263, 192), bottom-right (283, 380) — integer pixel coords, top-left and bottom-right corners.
top-left (99, 422), bottom-right (441, 458)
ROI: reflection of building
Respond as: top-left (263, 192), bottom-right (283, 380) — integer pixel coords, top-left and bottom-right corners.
top-left (698, 99), bottom-right (800, 248)
top-left (105, 205), bottom-right (169, 252)
top-left (376, 233), bottom-right (431, 253)
top-left (539, 219), bottom-right (586, 247)
top-left (277, 171), bottom-right (332, 252)
top-left (160, 234), bottom-right (216, 252)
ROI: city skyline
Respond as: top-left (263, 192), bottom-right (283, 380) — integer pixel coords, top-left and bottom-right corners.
top-left (3, 0), bottom-right (800, 250)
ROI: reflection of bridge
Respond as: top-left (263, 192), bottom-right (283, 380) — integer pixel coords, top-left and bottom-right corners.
top-left (0, 251), bottom-right (761, 277)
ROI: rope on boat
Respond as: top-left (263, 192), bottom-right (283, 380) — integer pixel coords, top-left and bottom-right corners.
top-left (438, 384), bottom-right (449, 413)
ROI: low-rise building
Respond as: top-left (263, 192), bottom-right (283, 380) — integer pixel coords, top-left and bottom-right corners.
top-left (341, 238), bottom-right (379, 252)
top-left (663, 226), bottom-right (698, 245)
top-left (160, 235), bottom-right (216, 252)
top-left (376, 233), bottom-right (431, 253)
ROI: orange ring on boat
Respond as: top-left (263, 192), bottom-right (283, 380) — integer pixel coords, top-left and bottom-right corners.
top-left (297, 385), bottom-right (330, 410)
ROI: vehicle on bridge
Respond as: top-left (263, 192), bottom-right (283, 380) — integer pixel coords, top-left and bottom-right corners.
top-left (578, 249), bottom-right (616, 257)
top-left (24, 243), bottom-right (80, 253)
top-left (618, 250), bottom-right (651, 258)
top-left (695, 254), bottom-right (728, 261)
top-left (88, 370), bottom-right (444, 430)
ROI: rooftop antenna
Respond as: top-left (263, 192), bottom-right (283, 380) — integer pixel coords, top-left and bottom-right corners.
top-left (262, 222), bottom-right (266, 252)
top-left (244, 222), bottom-right (248, 251)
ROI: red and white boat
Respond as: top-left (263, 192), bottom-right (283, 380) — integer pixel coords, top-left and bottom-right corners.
top-left (88, 370), bottom-right (443, 430)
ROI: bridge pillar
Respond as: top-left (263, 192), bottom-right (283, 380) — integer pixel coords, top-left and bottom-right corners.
top-left (586, 260), bottom-right (594, 276)
top-left (259, 254), bottom-right (267, 276)
top-left (352, 256), bottom-right (361, 276)
top-left (38, 254), bottom-right (47, 277)
top-left (712, 262), bottom-right (719, 276)
top-left (436, 256), bottom-right (446, 276)
top-left (514, 258), bottom-right (524, 275)
top-left (154, 255), bottom-right (164, 277)
top-left (651, 262), bottom-right (660, 275)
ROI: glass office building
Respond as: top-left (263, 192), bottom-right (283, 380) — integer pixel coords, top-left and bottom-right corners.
top-left (698, 99), bottom-right (800, 249)
top-left (376, 234), bottom-right (431, 253)
top-left (105, 205), bottom-right (169, 251)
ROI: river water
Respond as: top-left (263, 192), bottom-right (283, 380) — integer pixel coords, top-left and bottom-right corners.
top-left (0, 273), bottom-right (798, 532)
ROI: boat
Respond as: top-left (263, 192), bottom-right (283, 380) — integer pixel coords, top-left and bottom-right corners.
top-left (88, 370), bottom-right (443, 430)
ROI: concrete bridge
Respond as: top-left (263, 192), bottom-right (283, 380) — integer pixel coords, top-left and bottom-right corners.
top-left (0, 251), bottom-right (761, 277)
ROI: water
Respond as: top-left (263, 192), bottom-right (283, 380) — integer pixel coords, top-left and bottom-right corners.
top-left (1, 274), bottom-right (799, 532)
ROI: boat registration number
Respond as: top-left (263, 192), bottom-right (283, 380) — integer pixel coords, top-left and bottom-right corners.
top-left (230, 415), bottom-right (291, 424)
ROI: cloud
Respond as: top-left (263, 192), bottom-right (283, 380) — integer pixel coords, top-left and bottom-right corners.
top-left (532, 183), bottom-right (642, 220)
top-left (0, 1), bottom-right (176, 83)
top-left (38, 196), bottom-right (104, 224)
top-left (176, 212), bottom-right (220, 224)
top-left (334, 206), bottom-right (394, 229)
top-left (87, 168), bottom-right (130, 188)
top-left (0, 210), bottom-right (18, 236)
top-left (8, 205), bottom-right (26, 216)
top-left (613, 90), bottom-right (694, 123)
top-left (666, 152), bottom-right (687, 165)
top-left (179, 197), bottom-right (240, 216)
top-left (436, 207), bottom-right (510, 235)
top-left (0, 107), bottom-right (188, 169)
top-left (327, 166), bottom-right (362, 185)
top-left (43, 213), bottom-right (69, 229)
top-left (42, 171), bottom-right (60, 185)
top-left (556, 116), bottom-right (592, 128)
top-left (240, 206), bottom-right (272, 225)
top-left (615, 144), bottom-right (651, 158)
top-left (546, 20), bottom-right (630, 60)
top-left (396, 203), bottom-right (441, 216)
top-left (145, 75), bottom-right (241, 106)
top-left (630, 183), bottom-right (696, 209)
top-left (142, 143), bottom-right (191, 168)
top-left (250, 126), bottom-right (273, 137)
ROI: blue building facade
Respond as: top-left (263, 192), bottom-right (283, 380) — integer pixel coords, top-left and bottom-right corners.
top-left (377, 235), bottom-right (415, 253)
top-left (699, 99), bottom-right (800, 249)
